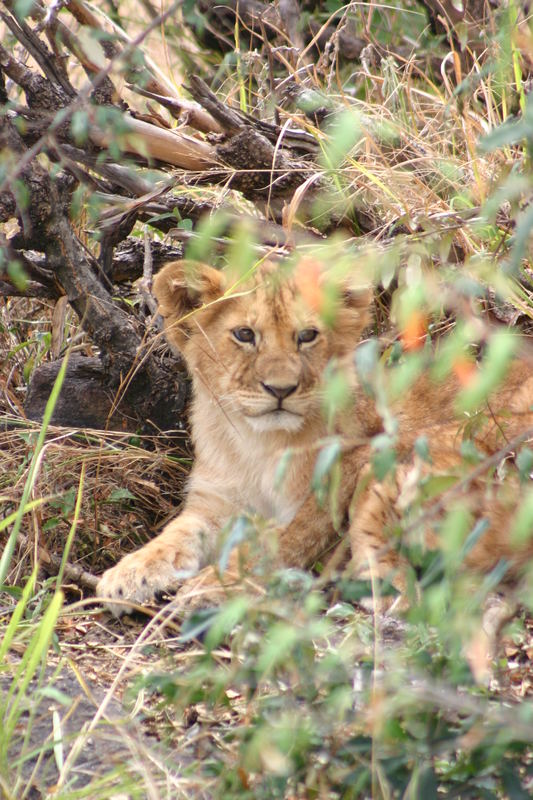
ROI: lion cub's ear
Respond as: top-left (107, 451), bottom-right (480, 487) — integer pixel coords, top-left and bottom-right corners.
top-left (153, 260), bottom-right (226, 348)
top-left (342, 284), bottom-right (373, 316)
top-left (332, 283), bottom-right (373, 355)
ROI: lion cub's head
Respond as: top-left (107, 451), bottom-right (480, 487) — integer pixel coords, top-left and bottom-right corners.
top-left (153, 260), bottom-right (371, 434)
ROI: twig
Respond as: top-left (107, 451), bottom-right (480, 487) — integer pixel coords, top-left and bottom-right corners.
top-left (137, 227), bottom-right (159, 317)
top-left (0, 279), bottom-right (57, 299)
top-left (0, 7), bottom-right (74, 97)
top-left (125, 83), bottom-right (223, 134)
top-left (0, 0), bottom-right (186, 196)
top-left (402, 425), bottom-right (533, 538)
top-left (13, 531), bottom-right (98, 591)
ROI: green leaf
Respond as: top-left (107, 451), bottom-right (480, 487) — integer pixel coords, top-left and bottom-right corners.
top-left (414, 435), bottom-right (431, 463)
top-left (457, 330), bottom-right (517, 412)
top-left (311, 438), bottom-right (342, 497)
top-left (179, 608), bottom-right (218, 643)
top-left (295, 88), bottom-right (331, 114)
top-left (460, 440), bottom-right (483, 464)
top-left (13, 0), bottom-right (33, 20)
top-left (516, 447), bottom-right (533, 483)
top-left (37, 686), bottom-right (73, 707)
top-left (481, 557), bottom-right (511, 593)
top-left (337, 577), bottom-right (397, 601)
top-left (4, 590), bottom-right (63, 740)
top-left (42, 517), bottom-right (61, 532)
top-left (419, 553), bottom-right (445, 589)
top-left (218, 516), bottom-right (252, 573)
top-left (0, 570), bottom-right (37, 664)
top-left (404, 765), bottom-right (438, 799)
top-left (461, 517), bottom-right (490, 558)
top-left (320, 109), bottom-right (363, 170)
top-left (257, 623), bottom-right (299, 675)
top-left (274, 448), bottom-right (293, 490)
top-left (501, 764), bottom-right (530, 800)
top-left (107, 488), bottom-right (136, 503)
top-left (511, 488), bottom-right (533, 546)
top-left (7, 259), bottom-right (27, 291)
top-left (507, 203), bottom-right (533, 275)
top-left (185, 211), bottom-right (230, 263)
top-left (0, 497), bottom-right (48, 534)
top-left (354, 338), bottom-right (380, 389)
top-left (225, 220), bottom-right (256, 278)
top-left (388, 353), bottom-right (425, 399)
top-left (322, 367), bottom-right (351, 424)
top-left (145, 210), bottom-right (181, 226)
top-left (439, 504), bottom-right (471, 563)
top-left (371, 447), bottom-right (396, 481)
top-left (71, 111), bottom-right (89, 146)
top-left (479, 98), bottom-right (533, 151)
top-left (12, 179), bottom-right (29, 212)
top-left (371, 434), bottom-right (397, 481)
top-left (205, 597), bottom-right (249, 651)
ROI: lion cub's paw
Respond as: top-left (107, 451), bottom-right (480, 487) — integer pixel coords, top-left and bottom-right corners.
top-left (96, 547), bottom-right (198, 617)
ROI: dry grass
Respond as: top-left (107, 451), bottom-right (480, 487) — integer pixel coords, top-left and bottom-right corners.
top-left (0, 417), bottom-right (190, 584)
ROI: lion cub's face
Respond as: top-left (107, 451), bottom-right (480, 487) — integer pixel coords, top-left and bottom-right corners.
top-left (153, 260), bottom-right (371, 434)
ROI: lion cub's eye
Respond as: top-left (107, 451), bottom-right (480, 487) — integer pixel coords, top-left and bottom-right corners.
top-left (233, 327), bottom-right (256, 345)
top-left (297, 328), bottom-right (319, 346)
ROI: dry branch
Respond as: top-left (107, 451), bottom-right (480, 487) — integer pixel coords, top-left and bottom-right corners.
top-left (88, 113), bottom-right (216, 170)
top-left (1, 108), bottom-right (187, 432)
top-left (14, 529), bottom-right (98, 591)
top-left (64, 0), bottom-right (222, 132)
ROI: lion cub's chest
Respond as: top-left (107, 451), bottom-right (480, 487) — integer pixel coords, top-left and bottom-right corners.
top-left (193, 405), bottom-right (311, 525)
top-left (238, 451), bottom-right (303, 525)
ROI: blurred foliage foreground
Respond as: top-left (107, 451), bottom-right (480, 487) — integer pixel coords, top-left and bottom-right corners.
top-left (3, 0), bottom-right (533, 797)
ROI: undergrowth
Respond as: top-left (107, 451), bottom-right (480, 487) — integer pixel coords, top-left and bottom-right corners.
top-left (2, 0), bottom-right (533, 797)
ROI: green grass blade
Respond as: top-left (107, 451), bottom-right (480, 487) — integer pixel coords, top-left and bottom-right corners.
top-left (0, 353), bottom-right (69, 586)
top-left (56, 461), bottom-right (86, 589)
top-left (0, 568), bottom-right (37, 665)
top-left (0, 498), bottom-right (49, 534)
top-left (4, 590), bottom-right (64, 739)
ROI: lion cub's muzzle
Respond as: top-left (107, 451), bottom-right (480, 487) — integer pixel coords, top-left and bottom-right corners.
top-left (261, 381), bottom-right (299, 409)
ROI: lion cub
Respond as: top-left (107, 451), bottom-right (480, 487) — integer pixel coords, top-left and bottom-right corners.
top-left (96, 259), bottom-right (533, 615)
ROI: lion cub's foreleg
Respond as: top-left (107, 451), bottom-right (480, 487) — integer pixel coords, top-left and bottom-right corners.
top-left (348, 469), bottom-right (411, 610)
top-left (96, 489), bottom-right (231, 616)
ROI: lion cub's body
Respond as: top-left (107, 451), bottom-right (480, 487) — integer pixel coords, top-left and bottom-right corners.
top-left (96, 261), bottom-right (533, 614)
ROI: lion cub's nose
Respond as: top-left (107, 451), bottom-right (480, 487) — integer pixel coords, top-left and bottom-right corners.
top-left (261, 382), bottom-right (299, 400)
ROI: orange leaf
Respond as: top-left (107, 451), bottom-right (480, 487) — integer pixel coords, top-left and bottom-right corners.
top-left (295, 257), bottom-right (324, 313)
top-left (400, 311), bottom-right (427, 352)
top-left (453, 356), bottom-right (477, 386)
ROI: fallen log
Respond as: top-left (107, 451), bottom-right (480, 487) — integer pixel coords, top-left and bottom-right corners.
top-left (24, 354), bottom-right (188, 433)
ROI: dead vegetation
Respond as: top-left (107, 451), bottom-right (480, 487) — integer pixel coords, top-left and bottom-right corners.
top-left (2, 0), bottom-right (533, 797)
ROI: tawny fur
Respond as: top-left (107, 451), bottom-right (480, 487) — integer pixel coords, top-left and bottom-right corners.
top-left (96, 260), bottom-right (533, 615)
